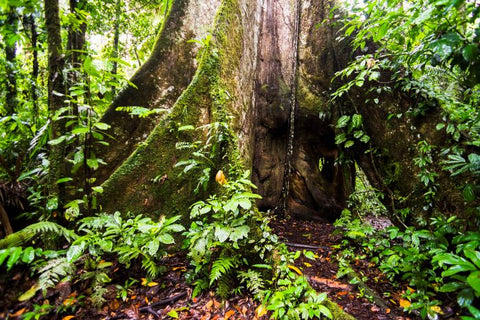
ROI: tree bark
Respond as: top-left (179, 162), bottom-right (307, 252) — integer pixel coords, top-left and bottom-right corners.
top-left (95, 0), bottom-right (221, 184)
top-left (44, 0), bottom-right (67, 209)
top-left (94, 0), bottom-right (469, 226)
top-left (4, 11), bottom-right (18, 116)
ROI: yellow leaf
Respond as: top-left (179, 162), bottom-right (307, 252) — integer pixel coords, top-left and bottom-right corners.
top-left (215, 170), bottom-right (227, 185)
top-left (18, 285), bottom-right (39, 302)
top-left (430, 306), bottom-right (443, 315)
top-left (287, 265), bottom-right (302, 275)
top-left (62, 316), bottom-right (75, 320)
top-left (255, 304), bottom-right (268, 317)
top-left (399, 298), bottom-right (411, 309)
top-left (141, 278), bottom-right (158, 287)
top-left (303, 262), bottom-right (312, 267)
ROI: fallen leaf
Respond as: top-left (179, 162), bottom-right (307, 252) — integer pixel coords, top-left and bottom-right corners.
top-left (386, 308), bottom-right (391, 314)
top-left (213, 299), bottom-right (221, 309)
top-left (172, 266), bottom-right (187, 272)
top-left (336, 291), bottom-right (348, 296)
top-left (288, 265), bottom-right (302, 275)
top-left (303, 262), bottom-right (312, 267)
top-left (9, 308), bottom-right (26, 317)
top-left (256, 304), bottom-right (268, 317)
top-left (205, 299), bottom-right (213, 310)
top-left (62, 316), bottom-right (75, 320)
top-left (109, 299), bottom-right (120, 310)
top-left (371, 306), bottom-right (380, 312)
top-left (399, 298), bottom-right (411, 309)
top-left (225, 309), bottom-right (236, 320)
top-left (167, 310), bottom-right (179, 318)
top-left (141, 278), bottom-right (158, 287)
top-left (18, 285), bottom-right (38, 301)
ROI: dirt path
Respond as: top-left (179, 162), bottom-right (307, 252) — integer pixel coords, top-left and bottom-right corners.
top-left (271, 218), bottom-right (416, 320)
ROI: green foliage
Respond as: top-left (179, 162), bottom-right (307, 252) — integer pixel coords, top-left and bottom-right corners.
top-left (263, 247), bottom-right (332, 320)
top-left (175, 122), bottom-right (233, 194)
top-left (184, 171), bottom-right (271, 297)
top-left (73, 212), bottom-right (184, 278)
top-left (0, 221), bottom-right (77, 249)
top-left (335, 114), bottom-right (370, 149)
top-left (334, 208), bottom-right (480, 318)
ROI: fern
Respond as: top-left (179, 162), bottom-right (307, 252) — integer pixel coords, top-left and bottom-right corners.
top-left (37, 257), bottom-right (76, 294)
top-left (90, 285), bottom-right (108, 308)
top-left (0, 221), bottom-right (78, 249)
top-left (216, 271), bottom-right (235, 299)
top-left (210, 256), bottom-right (237, 285)
top-left (238, 269), bottom-right (265, 296)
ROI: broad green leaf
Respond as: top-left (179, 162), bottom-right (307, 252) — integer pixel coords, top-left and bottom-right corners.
top-left (457, 288), bottom-right (474, 307)
top-left (230, 225), bottom-right (250, 242)
top-left (48, 135), bottom-right (67, 145)
top-left (336, 115), bottom-right (350, 128)
top-left (158, 233), bottom-right (175, 245)
top-left (67, 242), bottom-right (86, 262)
top-left (344, 140), bottom-right (355, 148)
top-left (462, 44), bottom-right (479, 62)
top-left (215, 225), bottom-right (230, 242)
top-left (464, 250), bottom-right (480, 269)
top-left (147, 239), bottom-right (160, 256)
top-left (18, 284), bottom-right (39, 301)
top-left (7, 247), bottom-right (22, 270)
top-left (167, 310), bottom-right (179, 318)
top-left (72, 126), bottom-right (90, 135)
top-left (87, 158), bottom-right (99, 170)
top-left (94, 122), bottom-right (111, 130)
top-left (237, 198), bottom-right (252, 210)
top-left (351, 114), bottom-right (362, 128)
top-left (56, 177), bottom-right (73, 184)
top-left (439, 281), bottom-right (464, 292)
top-left (443, 262), bottom-right (477, 277)
top-left (463, 184), bottom-right (475, 202)
top-left (21, 247), bottom-right (35, 264)
top-left (467, 271), bottom-right (480, 293)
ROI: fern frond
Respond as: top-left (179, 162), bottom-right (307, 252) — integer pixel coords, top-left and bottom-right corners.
top-left (210, 256), bottom-right (237, 286)
top-left (90, 285), bottom-right (108, 308)
top-left (37, 257), bottom-right (75, 293)
top-left (216, 271), bottom-right (235, 299)
top-left (238, 269), bottom-right (265, 295)
top-left (141, 256), bottom-right (162, 278)
top-left (0, 222), bottom-right (78, 249)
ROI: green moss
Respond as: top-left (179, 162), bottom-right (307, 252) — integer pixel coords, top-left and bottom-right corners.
top-left (324, 299), bottom-right (356, 320)
top-left (100, 0), bottom-right (249, 219)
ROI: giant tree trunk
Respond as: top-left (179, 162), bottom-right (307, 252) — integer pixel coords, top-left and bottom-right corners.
top-left (95, 0), bottom-right (469, 225)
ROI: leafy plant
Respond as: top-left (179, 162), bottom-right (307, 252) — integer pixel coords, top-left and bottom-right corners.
top-left (72, 212), bottom-right (185, 278)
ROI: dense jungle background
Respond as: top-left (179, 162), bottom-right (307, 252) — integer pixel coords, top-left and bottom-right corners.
top-left (0, 0), bottom-right (479, 319)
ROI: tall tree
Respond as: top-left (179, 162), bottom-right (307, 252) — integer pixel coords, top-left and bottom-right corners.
top-left (44, 0), bottom-right (67, 209)
top-left (3, 9), bottom-right (18, 116)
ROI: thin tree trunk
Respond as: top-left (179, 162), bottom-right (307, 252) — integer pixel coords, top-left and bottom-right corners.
top-left (44, 0), bottom-right (67, 210)
top-left (29, 14), bottom-right (39, 119)
top-left (67, 0), bottom-right (87, 118)
top-left (112, 0), bottom-right (121, 77)
top-left (0, 203), bottom-right (13, 236)
top-left (4, 11), bottom-right (18, 116)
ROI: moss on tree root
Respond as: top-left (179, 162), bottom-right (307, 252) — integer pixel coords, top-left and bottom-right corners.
top-left (99, 0), bottom-right (245, 218)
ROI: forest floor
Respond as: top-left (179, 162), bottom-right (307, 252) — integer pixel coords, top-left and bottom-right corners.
top-left (0, 218), bottom-right (426, 320)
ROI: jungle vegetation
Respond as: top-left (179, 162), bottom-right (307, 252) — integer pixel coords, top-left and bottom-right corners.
top-left (0, 0), bottom-right (479, 319)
